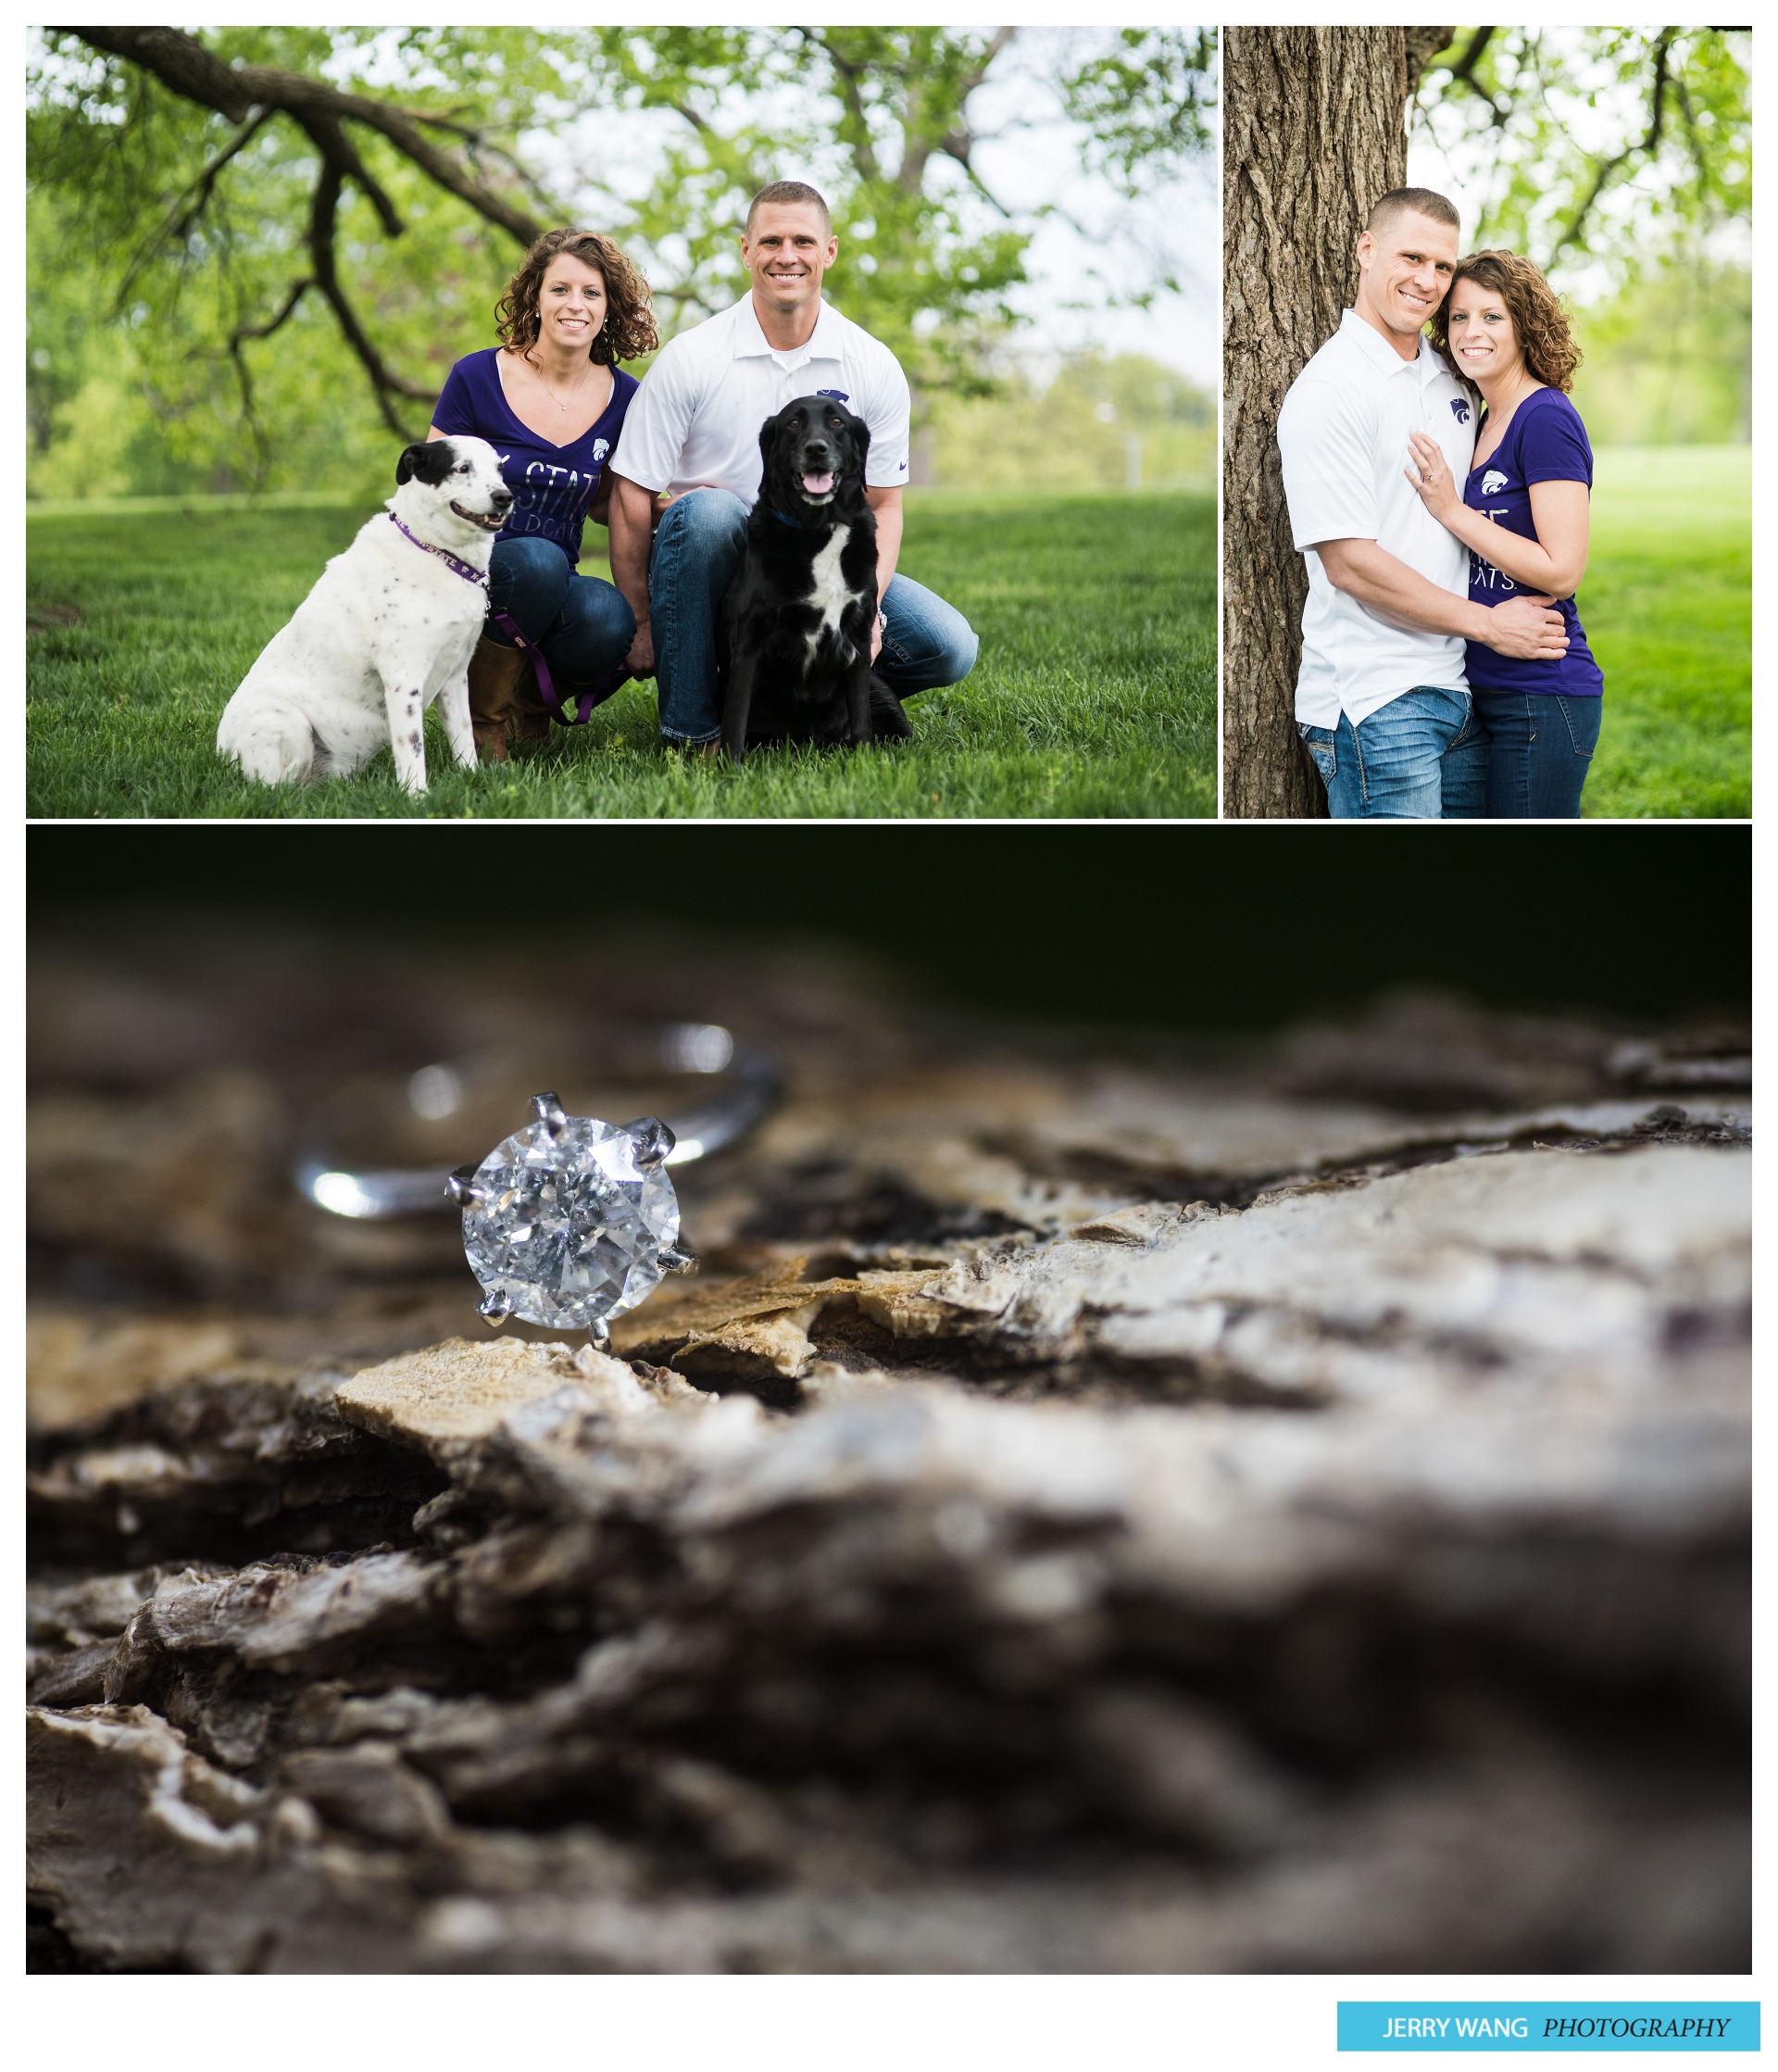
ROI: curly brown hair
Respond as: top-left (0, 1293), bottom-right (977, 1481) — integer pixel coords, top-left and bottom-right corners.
top-left (494, 228), bottom-right (658, 367)
top-left (1429, 248), bottom-right (1583, 394)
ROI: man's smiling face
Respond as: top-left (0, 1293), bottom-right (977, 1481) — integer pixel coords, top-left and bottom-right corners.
top-left (1356, 208), bottom-right (1459, 347)
top-left (741, 202), bottom-right (839, 318)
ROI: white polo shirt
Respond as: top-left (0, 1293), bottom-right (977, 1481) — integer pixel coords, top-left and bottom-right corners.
top-left (609, 294), bottom-right (911, 507)
top-left (1277, 308), bottom-right (1477, 728)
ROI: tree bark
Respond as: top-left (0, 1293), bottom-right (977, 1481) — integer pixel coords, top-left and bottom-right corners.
top-left (1221, 28), bottom-right (1452, 819)
top-left (24, 918), bottom-right (1751, 1974)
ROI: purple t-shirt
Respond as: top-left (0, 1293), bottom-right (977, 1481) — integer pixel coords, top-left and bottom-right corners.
top-left (1463, 387), bottom-right (1603, 697)
top-left (432, 349), bottom-right (637, 566)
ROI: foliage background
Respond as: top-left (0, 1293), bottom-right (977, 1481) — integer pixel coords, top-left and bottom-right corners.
top-left (1410, 27), bottom-right (1750, 448)
top-left (26, 26), bottom-right (1217, 504)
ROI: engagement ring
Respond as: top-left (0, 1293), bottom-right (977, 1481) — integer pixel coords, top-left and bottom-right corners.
top-left (295, 1023), bottom-right (782, 1347)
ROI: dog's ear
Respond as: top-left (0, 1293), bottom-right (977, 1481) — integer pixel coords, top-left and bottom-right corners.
top-left (851, 411), bottom-right (871, 475)
top-left (396, 441), bottom-right (452, 487)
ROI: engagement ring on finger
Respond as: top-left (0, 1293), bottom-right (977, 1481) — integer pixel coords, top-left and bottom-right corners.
top-left (295, 1023), bottom-right (781, 1348)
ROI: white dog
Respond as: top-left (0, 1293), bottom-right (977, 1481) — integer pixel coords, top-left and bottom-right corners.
top-left (217, 436), bottom-right (512, 794)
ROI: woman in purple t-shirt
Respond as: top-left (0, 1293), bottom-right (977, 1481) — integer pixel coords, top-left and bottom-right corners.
top-left (430, 228), bottom-right (657, 760)
top-left (1405, 250), bottom-right (1603, 817)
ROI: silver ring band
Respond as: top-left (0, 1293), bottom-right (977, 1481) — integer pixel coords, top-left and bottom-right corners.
top-left (295, 1022), bottom-right (782, 1221)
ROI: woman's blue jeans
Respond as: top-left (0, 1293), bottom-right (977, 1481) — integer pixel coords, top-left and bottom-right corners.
top-left (485, 536), bottom-right (635, 703)
top-left (1298, 685), bottom-right (1490, 819)
top-left (648, 488), bottom-right (980, 744)
top-left (1471, 688), bottom-right (1601, 818)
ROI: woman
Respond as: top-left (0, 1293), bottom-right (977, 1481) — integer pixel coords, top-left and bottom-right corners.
top-left (1406, 249), bottom-right (1604, 817)
top-left (430, 228), bottom-right (658, 761)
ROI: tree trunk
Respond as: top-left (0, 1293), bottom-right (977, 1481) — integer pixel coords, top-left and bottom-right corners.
top-left (1221, 28), bottom-right (1452, 819)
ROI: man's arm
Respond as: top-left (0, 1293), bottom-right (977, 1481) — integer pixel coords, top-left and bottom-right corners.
top-left (1315, 538), bottom-right (1570, 660)
top-left (864, 485), bottom-right (903, 662)
top-left (608, 473), bottom-right (659, 677)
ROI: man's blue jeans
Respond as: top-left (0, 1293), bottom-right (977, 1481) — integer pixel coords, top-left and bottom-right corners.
top-left (649, 488), bottom-right (980, 744)
top-left (1298, 685), bottom-right (1490, 820)
top-left (1471, 688), bottom-right (1601, 818)
top-left (486, 536), bottom-right (635, 699)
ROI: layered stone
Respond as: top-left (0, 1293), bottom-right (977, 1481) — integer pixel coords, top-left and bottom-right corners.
top-left (461, 1115), bottom-right (680, 1331)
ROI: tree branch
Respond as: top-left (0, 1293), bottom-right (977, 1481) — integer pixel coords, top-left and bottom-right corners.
top-left (297, 110), bottom-right (404, 239)
top-left (805, 34), bottom-right (883, 185)
top-left (57, 26), bottom-right (548, 245)
top-left (226, 275), bottom-right (314, 486)
top-left (1402, 27), bottom-right (1459, 101)
top-left (1438, 26), bottom-right (1512, 125)
top-left (1547, 27), bottom-right (1675, 265)
top-left (228, 275), bottom-right (314, 355)
top-left (301, 155), bottom-right (436, 440)
top-left (168, 106), bottom-right (276, 240)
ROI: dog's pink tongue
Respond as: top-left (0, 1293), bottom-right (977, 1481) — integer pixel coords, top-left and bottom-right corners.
top-left (802, 471), bottom-right (835, 496)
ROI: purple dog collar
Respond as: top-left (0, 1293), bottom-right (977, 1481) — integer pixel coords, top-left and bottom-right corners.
top-left (387, 509), bottom-right (488, 586)
top-left (386, 511), bottom-right (627, 728)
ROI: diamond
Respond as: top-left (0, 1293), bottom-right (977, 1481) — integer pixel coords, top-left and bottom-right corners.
top-left (461, 1111), bottom-right (681, 1332)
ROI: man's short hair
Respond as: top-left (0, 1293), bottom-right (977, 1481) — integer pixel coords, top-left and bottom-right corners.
top-left (1366, 186), bottom-right (1460, 237)
top-left (745, 181), bottom-right (833, 236)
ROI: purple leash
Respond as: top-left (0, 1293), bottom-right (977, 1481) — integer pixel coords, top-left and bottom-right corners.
top-left (387, 511), bottom-right (627, 727)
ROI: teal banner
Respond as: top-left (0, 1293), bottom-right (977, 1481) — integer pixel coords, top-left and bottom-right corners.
top-left (1337, 2003), bottom-right (1759, 2053)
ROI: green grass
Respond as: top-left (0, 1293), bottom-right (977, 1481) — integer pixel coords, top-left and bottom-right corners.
top-left (26, 491), bottom-right (1214, 819)
top-left (1579, 446), bottom-right (1749, 819)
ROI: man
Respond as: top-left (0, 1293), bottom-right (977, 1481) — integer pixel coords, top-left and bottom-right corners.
top-left (607, 181), bottom-right (978, 748)
top-left (1276, 187), bottom-right (1568, 817)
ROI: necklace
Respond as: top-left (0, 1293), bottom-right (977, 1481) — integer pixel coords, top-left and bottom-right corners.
top-left (532, 352), bottom-right (594, 415)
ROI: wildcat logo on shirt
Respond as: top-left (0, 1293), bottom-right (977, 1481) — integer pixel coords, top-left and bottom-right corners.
top-left (1450, 398), bottom-right (1471, 424)
top-left (816, 389), bottom-right (850, 403)
top-left (1481, 470), bottom-right (1509, 496)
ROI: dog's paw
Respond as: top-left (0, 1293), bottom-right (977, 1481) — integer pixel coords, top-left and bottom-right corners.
top-left (867, 677), bottom-right (915, 741)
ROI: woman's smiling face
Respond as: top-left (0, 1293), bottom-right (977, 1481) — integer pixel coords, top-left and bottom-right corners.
top-left (535, 253), bottom-right (607, 355)
top-left (1446, 281), bottom-right (1523, 386)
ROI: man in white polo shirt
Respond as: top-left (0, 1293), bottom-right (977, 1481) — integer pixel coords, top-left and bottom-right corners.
top-left (1277, 186), bottom-right (1568, 817)
top-left (608, 180), bottom-right (978, 747)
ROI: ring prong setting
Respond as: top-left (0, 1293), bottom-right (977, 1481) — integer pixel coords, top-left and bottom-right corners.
top-left (447, 1163), bottom-right (486, 1208)
top-left (530, 1091), bottom-right (570, 1141)
top-left (479, 1287), bottom-right (516, 1327)
top-left (625, 1117), bottom-right (677, 1171)
top-left (657, 1243), bottom-right (698, 1276)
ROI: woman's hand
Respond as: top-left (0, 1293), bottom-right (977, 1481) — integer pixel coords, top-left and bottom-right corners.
top-left (1404, 433), bottom-right (1464, 524)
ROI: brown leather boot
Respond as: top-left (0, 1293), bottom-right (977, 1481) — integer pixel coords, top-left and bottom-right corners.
top-left (467, 633), bottom-right (540, 764)
top-left (507, 662), bottom-right (556, 758)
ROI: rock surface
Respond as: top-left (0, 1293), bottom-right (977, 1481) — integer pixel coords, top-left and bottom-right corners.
top-left (26, 925), bottom-right (1750, 1972)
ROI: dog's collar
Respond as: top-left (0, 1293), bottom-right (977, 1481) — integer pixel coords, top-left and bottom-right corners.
top-left (388, 510), bottom-right (487, 585)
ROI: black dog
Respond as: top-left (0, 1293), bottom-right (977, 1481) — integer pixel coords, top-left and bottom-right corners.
top-left (715, 396), bottom-right (914, 764)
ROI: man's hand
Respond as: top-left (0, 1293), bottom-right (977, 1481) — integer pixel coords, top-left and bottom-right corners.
top-left (870, 609), bottom-right (884, 664)
top-left (626, 622), bottom-right (657, 678)
top-left (1479, 594), bottom-right (1569, 661)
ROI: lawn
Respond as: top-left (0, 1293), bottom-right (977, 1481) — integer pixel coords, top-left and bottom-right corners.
top-left (26, 491), bottom-right (1215, 819)
top-left (1580, 445), bottom-right (1749, 819)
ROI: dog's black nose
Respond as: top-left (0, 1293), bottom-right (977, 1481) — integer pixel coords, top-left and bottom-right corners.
top-left (492, 488), bottom-right (513, 511)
